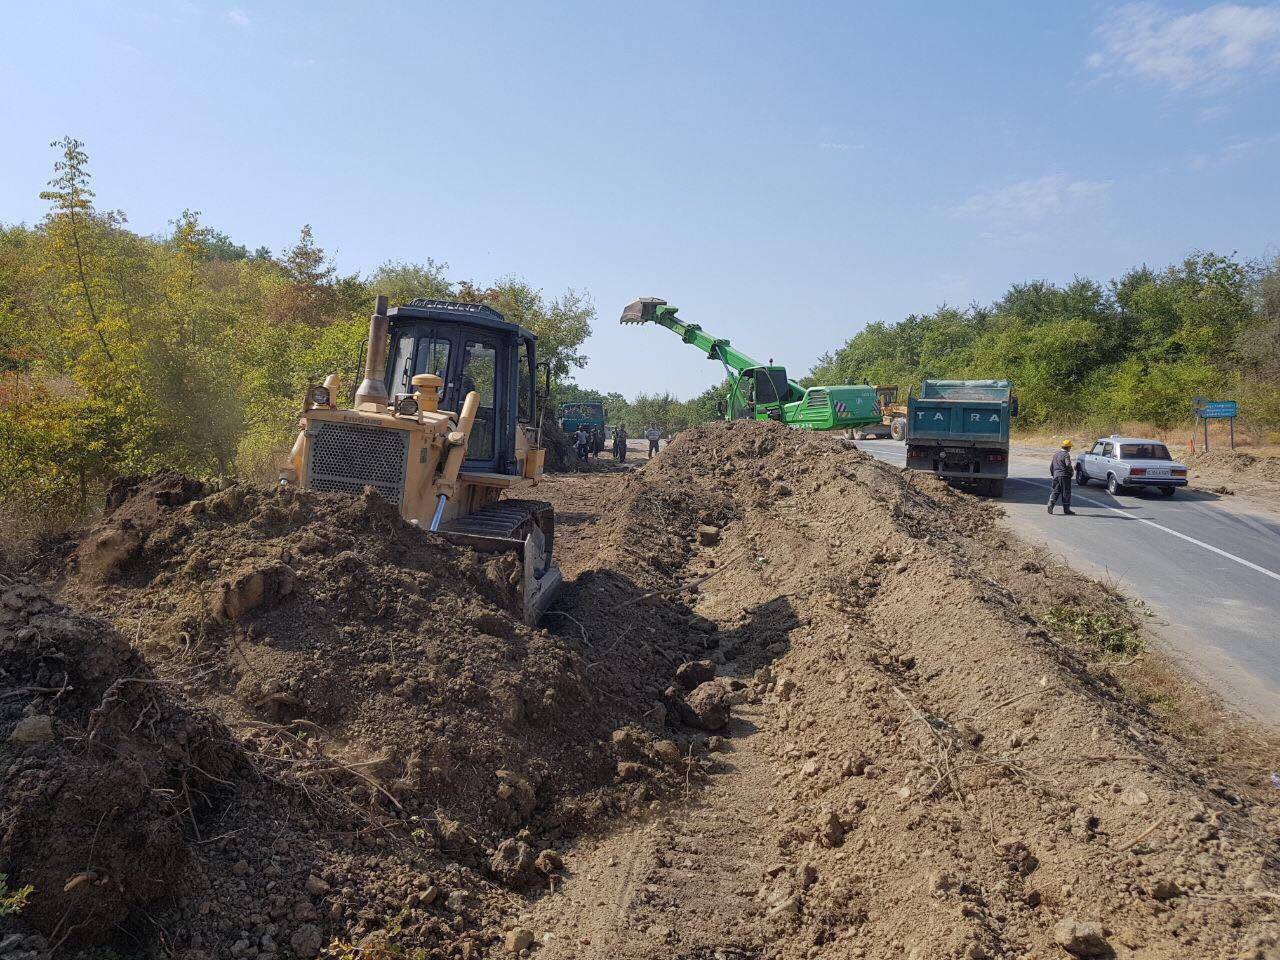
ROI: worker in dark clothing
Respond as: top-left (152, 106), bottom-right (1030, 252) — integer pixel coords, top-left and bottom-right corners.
top-left (612, 424), bottom-right (628, 462)
top-left (1048, 439), bottom-right (1075, 515)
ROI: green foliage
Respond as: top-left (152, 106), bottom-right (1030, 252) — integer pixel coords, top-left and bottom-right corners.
top-left (809, 253), bottom-right (1277, 430)
top-left (0, 138), bottom-right (595, 522)
top-left (0, 873), bottom-right (34, 916)
top-left (1042, 605), bottom-right (1144, 660)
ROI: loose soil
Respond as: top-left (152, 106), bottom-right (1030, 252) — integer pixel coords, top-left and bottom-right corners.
top-left (3, 421), bottom-right (1279, 959)
top-left (1185, 450), bottom-right (1280, 504)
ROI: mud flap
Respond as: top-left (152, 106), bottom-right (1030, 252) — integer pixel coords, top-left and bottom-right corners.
top-left (522, 526), bottom-right (564, 625)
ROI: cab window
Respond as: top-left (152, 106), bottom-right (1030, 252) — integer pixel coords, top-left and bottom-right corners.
top-left (462, 339), bottom-right (497, 461)
top-left (413, 337), bottom-right (451, 381)
top-left (390, 334), bottom-right (415, 392)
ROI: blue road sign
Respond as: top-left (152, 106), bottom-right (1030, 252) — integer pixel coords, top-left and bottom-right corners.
top-left (1200, 401), bottom-right (1238, 419)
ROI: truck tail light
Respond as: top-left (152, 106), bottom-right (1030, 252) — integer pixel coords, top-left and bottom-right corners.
top-left (1130, 467), bottom-right (1147, 476)
top-left (985, 452), bottom-right (1007, 462)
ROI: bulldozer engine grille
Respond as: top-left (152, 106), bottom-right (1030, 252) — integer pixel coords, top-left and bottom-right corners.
top-left (307, 422), bottom-right (408, 504)
top-left (806, 389), bottom-right (828, 408)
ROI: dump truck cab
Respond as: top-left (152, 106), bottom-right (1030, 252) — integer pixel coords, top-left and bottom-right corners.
top-left (281, 296), bottom-right (561, 623)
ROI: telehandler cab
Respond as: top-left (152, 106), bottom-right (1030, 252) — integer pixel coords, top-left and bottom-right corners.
top-left (280, 296), bottom-right (563, 624)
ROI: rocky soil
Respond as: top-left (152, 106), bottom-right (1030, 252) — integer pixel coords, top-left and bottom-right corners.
top-left (2, 421), bottom-right (1278, 959)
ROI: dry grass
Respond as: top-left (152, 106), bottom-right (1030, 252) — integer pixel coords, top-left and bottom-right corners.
top-left (0, 499), bottom-right (75, 574)
top-left (1015, 419), bottom-right (1280, 456)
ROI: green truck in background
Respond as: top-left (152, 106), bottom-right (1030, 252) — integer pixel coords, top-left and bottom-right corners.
top-left (620, 298), bottom-right (880, 432)
top-left (905, 379), bottom-right (1017, 496)
top-left (558, 400), bottom-right (606, 456)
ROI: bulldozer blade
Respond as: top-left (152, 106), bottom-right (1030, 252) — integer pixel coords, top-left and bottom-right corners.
top-left (521, 526), bottom-right (563, 626)
top-left (437, 499), bottom-right (562, 626)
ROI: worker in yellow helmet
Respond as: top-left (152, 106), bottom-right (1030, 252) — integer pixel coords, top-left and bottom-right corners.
top-left (1048, 439), bottom-right (1075, 515)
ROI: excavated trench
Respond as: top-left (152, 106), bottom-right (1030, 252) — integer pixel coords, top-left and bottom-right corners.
top-left (2, 421), bottom-right (1280, 960)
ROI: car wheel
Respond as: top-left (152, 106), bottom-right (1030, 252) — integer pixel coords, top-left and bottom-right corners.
top-left (1075, 465), bottom-right (1089, 486)
top-left (1159, 486), bottom-right (1175, 498)
top-left (1106, 474), bottom-right (1122, 495)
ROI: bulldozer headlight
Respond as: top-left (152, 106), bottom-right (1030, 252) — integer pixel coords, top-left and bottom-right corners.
top-left (311, 386), bottom-right (331, 406)
top-left (395, 395), bottom-right (420, 417)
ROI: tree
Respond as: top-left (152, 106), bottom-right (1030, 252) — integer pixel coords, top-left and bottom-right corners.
top-left (274, 224), bottom-right (339, 327)
top-left (369, 259), bottom-right (453, 305)
top-left (39, 136), bottom-right (114, 362)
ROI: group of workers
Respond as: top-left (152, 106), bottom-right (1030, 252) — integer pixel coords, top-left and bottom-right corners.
top-left (572, 424), bottom-right (663, 463)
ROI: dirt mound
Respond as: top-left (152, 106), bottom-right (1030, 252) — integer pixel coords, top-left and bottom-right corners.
top-left (1188, 449), bottom-right (1280, 502)
top-left (0, 577), bottom-right (240, 948)
top-left (523, 421), bottom-right (1280, 959)
top-left (20, 422), bottom-right (1280, 957)
top-left (43, 473), bottom-right (714, 956)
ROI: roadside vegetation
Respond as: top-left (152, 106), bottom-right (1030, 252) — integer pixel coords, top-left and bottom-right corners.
top-left (0, 138), bottom-right (594, 553)
top-left (807, 253), bottom-right (1280, 438)
top-left (1041, 604), bottom-right (1145, 661)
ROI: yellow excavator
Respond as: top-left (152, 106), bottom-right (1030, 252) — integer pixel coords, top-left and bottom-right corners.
top-left (280, 295), bottom-right (563, 623)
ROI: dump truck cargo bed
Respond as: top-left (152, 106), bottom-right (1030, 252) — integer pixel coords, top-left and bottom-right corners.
top-left (905, 379), bottom-right (1014, 496)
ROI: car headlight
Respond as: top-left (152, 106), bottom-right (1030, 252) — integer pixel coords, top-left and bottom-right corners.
top-left (311, 386), bottom-right (330, 406)
top-left (395, 395), bottom-right (420, 417)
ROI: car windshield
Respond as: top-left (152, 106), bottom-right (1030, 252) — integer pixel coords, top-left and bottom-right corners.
top-left (1120, 443), bottom-right (1171, 461)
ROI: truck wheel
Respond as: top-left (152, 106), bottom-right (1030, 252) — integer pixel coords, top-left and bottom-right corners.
top-left (987, 479), bottom-right (1006, 497)
top-left (1106, 474), bottom-right (1123, 495)
top-left (890, 418), bottom-right (906, 441)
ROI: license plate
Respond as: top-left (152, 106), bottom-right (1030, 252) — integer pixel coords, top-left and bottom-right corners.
top-left (1146, 468), bottom-right (1169, 477)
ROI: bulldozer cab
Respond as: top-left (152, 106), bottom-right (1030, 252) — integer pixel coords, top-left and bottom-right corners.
top-left (383, 299), bottom-right (540, 475)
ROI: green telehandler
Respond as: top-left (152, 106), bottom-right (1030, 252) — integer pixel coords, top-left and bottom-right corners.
top-left (620, 298), bottom-right (880, 432)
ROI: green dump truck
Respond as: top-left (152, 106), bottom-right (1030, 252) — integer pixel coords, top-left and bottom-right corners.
top-left (905, 380), bottom-right (1017, 496)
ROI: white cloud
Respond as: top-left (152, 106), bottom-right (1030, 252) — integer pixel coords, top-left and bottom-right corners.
top-left (818, 142), bottom-right (861, 152)
top-left (1090, 2), bottom-right (1280, 91)
top-left (951, 175), bottom-right (1111, 225)
top-left (1189, 132), bottom-right (1280, 167)
top-left (227, 8), bottom-right (251, 27)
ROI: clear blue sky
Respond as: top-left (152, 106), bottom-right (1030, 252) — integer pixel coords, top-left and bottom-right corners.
top-left (3, 1), bottom-right (1278, 397)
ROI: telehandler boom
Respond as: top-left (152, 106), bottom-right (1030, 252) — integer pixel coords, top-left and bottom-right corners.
top-left (280, 296), bottom-right (563, 624)
top-left (620, 298), bottom-right (879, 431)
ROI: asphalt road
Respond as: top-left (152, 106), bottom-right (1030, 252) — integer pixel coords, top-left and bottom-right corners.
top-left (857, 439), bottom-right (1280, 724)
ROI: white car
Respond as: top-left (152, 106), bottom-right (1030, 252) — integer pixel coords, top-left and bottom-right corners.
top-left (1076, 436), bottom-right (1189, 497)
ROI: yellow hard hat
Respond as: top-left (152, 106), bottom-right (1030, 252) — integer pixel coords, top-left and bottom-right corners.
top-left (1061, 439), bottom-right (1073, 448)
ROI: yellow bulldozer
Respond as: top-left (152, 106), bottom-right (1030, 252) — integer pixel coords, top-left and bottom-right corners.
top-left (280, 295), bottom-right (563, 623)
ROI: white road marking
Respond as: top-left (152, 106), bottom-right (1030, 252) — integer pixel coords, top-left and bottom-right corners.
top-left (1028, 481), bottom-right (1280, 586)
top-left (861, 442), bottom-right (1280, 585)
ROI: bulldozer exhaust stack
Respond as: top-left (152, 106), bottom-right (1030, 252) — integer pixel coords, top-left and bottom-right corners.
top-left (354, 294), bottom-right (391, 410)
